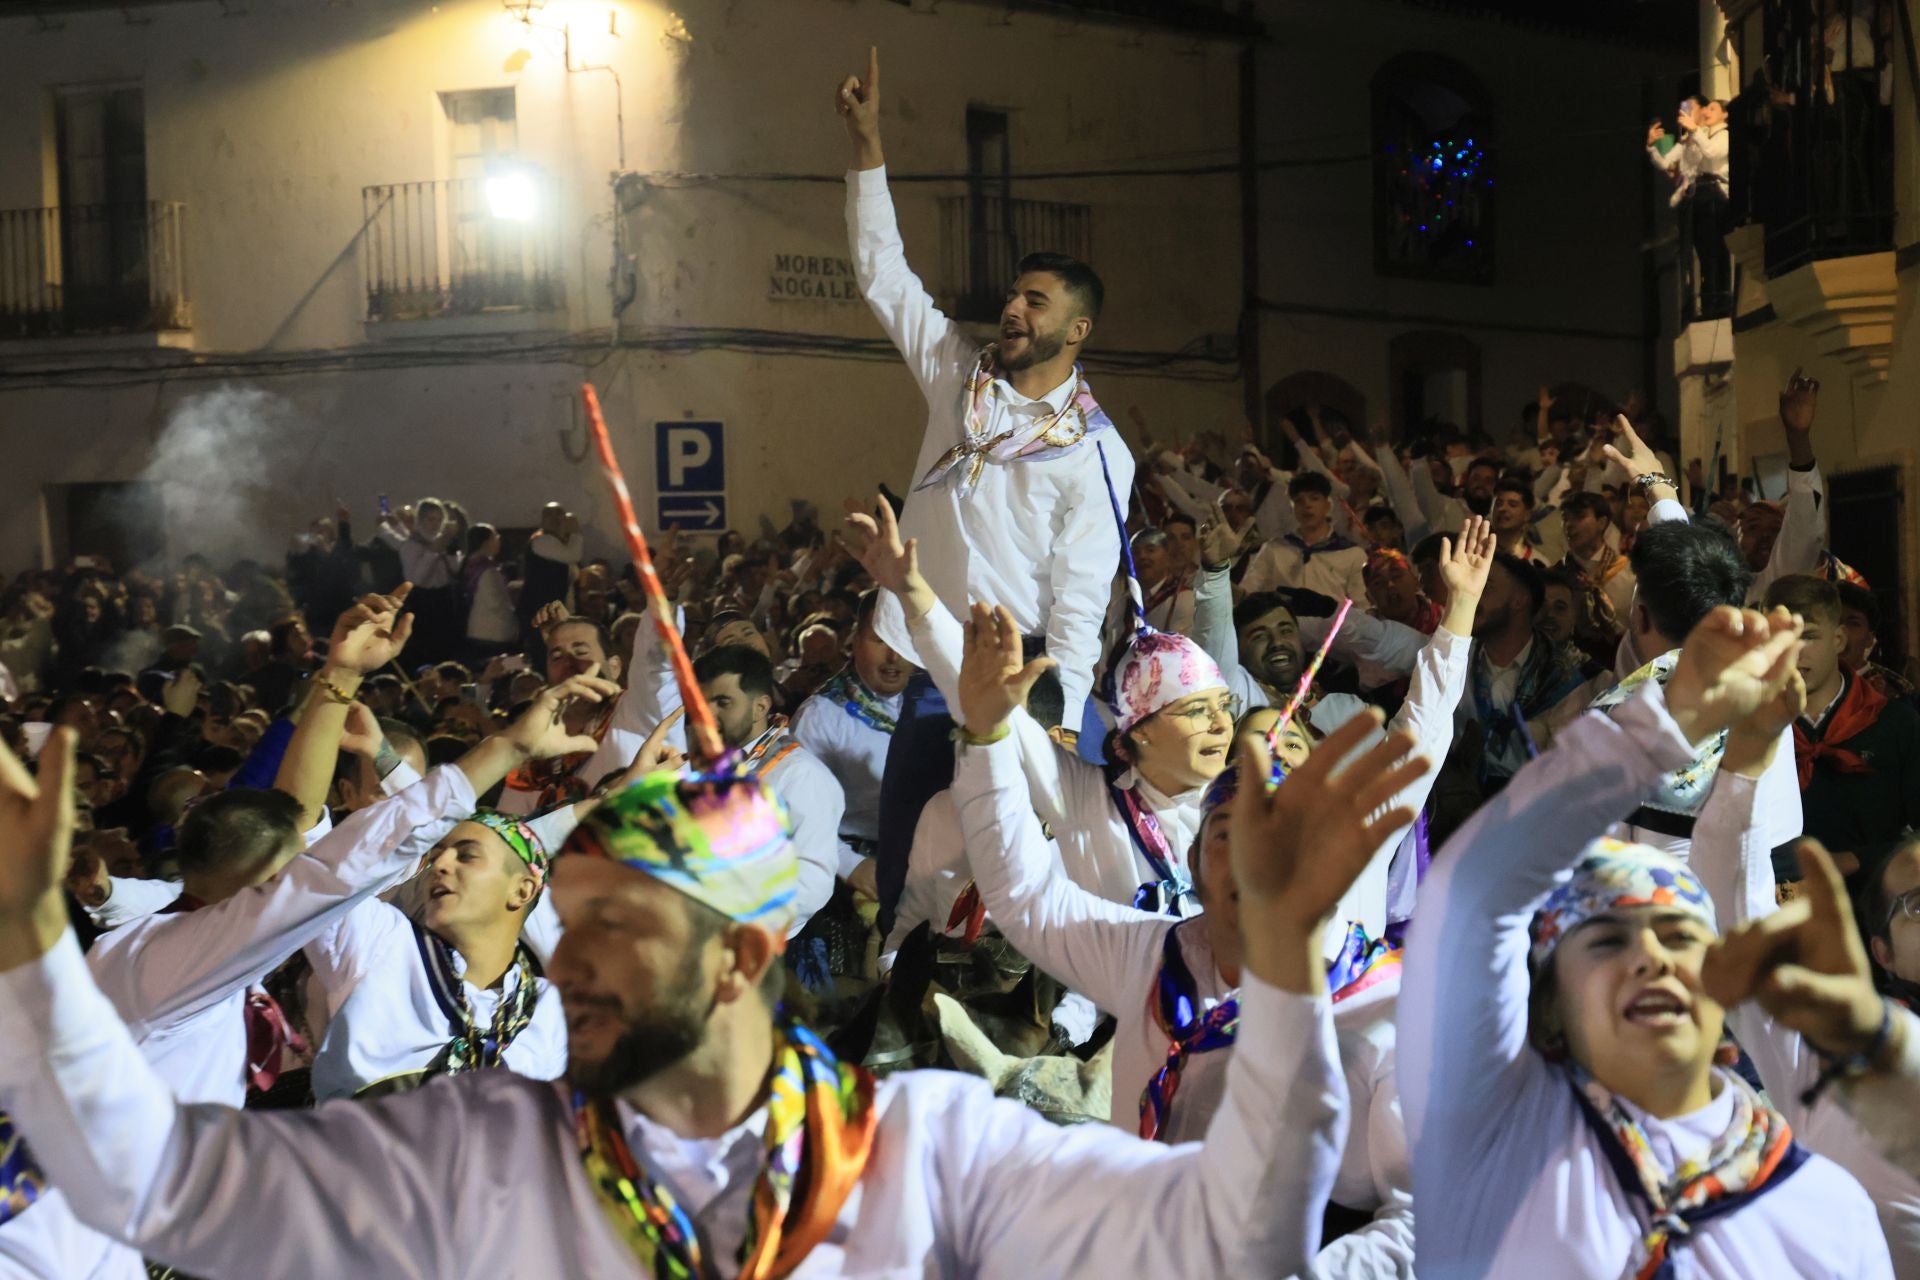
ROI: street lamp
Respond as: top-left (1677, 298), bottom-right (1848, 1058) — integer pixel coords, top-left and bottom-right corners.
top-left (484, 167), bottom-right (540, 222)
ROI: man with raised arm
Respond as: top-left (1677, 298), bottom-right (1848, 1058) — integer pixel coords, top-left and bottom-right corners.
top-left (837, 47), bottom-right (1133, 890)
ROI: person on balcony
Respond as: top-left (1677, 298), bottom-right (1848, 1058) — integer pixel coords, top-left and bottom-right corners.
top-left (1648, 96), bottom-right (1732, 320)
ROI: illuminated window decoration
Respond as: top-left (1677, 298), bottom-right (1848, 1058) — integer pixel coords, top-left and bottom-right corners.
top-left (1373, 56), bottom-right (1495, 283)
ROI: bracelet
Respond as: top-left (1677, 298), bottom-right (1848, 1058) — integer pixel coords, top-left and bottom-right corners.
top-left (1632, 471), bottom-right (1677, 494)
top-left (1799, 996), bottom-right (1895, 1108)
top-left (310, 675), bottom-right (356, 706)
top-left (952, 724), bottom-right (1011, 748)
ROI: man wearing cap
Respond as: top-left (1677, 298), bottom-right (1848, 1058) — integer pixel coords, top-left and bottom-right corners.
top-left (2, 686), bottom-right (1390, 1277)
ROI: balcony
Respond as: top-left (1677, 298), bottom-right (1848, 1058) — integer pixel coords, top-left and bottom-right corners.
top-left (361, 177), bottom-right (563, 325)
top-left (0, 201), bottom-right (190, 339)
top-left (938, 194), bottom-right (1093, 322)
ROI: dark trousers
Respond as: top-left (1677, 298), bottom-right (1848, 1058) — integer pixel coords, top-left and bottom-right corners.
top-left (1686, 186), bottom-right (1733, 319)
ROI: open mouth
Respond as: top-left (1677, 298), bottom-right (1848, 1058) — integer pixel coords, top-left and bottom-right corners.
top-left (429, 884), bottom-right (454, 901)
top-left (1197, 744), bottom-right (1226, 760)
top-left (1623, 989), bottom-right (1690, 1028)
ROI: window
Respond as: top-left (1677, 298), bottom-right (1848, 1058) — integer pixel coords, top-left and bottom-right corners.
top-left (55, 85), bottom-right (152, 328)
top-left (1372, 54), bottom-right (1495, 283)
top-left (441, 87), bottom-right (519, 179)
top-left (939, 107), bottom-right (1092, 321)
top-left (1388, 330), bottom-right (1482, 434)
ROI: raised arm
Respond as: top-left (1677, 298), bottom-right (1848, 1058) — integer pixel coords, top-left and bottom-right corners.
top-left (952, 603), bottom-right (1171, 1012)
top-left (1759, 370), bottom-right (1828, 594)
top-left (275, 589), bottom-right (415, 831)
top-left (838, 48), bottom-right (973, 400)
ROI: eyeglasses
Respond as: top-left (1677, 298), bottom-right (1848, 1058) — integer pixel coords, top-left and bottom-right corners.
top-left (1885, 888), bottom-right (1920, 929)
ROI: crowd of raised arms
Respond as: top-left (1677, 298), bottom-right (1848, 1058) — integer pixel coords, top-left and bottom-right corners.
top-left (2, 46), bottom-right (1919, 1280)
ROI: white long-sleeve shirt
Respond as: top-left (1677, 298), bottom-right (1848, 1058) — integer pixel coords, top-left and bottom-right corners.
top-left (901, 593), bottom-right (1203, 911)
top-left (1690, 768), bottom-right (1920, 1276)
top-left (848, 166), bottom-right (1129, 731)
top-left (952, 735), bottom-right (1415, 1275)
top-left (1240, 535), bottom-right (1372, 609)
top-left (0, 765), bottom-right (473, 1280)
top-left (1398, 684), bottom-right (1890, 1279)
top-left (0, 914), bottom-right (1345, 1279)
top-left (789, 680), bottom-right (902, 875)
top-left (606, 608), bottom-right (842, 933)
top-left (375, 521), bottom-right (459, 589)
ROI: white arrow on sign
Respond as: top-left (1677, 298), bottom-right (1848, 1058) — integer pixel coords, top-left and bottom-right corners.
top-left (660, 498), bottom-right (723, 524)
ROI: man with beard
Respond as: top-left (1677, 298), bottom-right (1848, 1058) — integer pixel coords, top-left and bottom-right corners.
top-left (0, 725), bottom-right (1373, 1277)
top-left (791, 590), bottom-right (917, 897)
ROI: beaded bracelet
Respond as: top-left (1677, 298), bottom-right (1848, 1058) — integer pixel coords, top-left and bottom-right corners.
top-left (1800, 996), bottom-right (1895, 1107)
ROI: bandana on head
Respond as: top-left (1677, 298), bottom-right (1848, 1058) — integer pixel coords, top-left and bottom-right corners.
top-left (471, 810), bottom-right (549, 893)
top-left (1528, 838), bottom-right (1716, 970)
top-left (1111, 630), bottom-right (1228, 734)
top-left (568, 773), bottom-right (800, 933)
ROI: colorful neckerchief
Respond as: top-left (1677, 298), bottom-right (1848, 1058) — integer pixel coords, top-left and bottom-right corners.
top-left (1588, 651), bottom-right (1728, 822)
top-left (813, 668), bottom-right (897, 736)
top-left (505, 701), bottom-right (616, 809)
top-left (574, 1011), bottom-right (876, 1280)
top-left (413, 923), bottom-right (542, 1076)
top-left (1110, 780), bottom-right (1188, 917)
top-left (1819, 549), bottom-right (1870, 589)
top-left (1142, 570), bottom-right (1191, 626)
top-left (1137, 919), bottom-right (1398, 1141)
top-left (1471, 632), bottom-right (1590, 782)
top-left (1563, 1061), bottom-right (1806, 1279)
top-left (161, 893), bottom-right (307, 1093)
top-left (1792, 666), bottom-right (1888, 789)
top-left (915, 349), bottom-right (1113, 498)
top-left (737, 719), bottom-right (801, 780)
top-left (0, 1117), bottom-right (42, 1227)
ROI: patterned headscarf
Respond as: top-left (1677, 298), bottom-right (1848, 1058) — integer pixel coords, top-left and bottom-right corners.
top-left (568, 773), bottom-right (800, 933)
top-left (471, 810), bottom-right (549, 894)
top-left (1111, 629), bottom-right (1228, 733)
top-left (1529, 838), bottom-right (1716, 970)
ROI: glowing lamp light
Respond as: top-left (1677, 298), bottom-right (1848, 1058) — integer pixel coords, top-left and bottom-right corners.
top-left (485, 169), bottom-right (539, 222)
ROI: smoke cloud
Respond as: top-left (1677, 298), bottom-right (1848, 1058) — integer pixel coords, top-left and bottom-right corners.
top-left (142, 384), bottom-right (308, 571)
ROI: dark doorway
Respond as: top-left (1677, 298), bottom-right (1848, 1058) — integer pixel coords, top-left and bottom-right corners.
top-left (60, 481), bottom-right (167, 574)
top-left (1828, 465), bottom-right (1906, 667)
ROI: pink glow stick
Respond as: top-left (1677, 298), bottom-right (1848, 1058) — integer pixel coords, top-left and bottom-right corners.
top-left (1269, 596), bottom-right (1353, 747)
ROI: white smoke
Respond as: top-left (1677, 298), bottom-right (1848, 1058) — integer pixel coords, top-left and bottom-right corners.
top-left (143, 384), bottom-right (307, 570)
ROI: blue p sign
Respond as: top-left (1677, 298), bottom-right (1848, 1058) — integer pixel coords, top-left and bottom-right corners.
top-left (655, 421), bottom-right (725, 494)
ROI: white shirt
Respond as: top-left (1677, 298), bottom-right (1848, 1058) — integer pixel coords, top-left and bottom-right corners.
top-left (848, 166), bottom-right (1131, 732)
top-left (1240, 534), bottom-right (1372, 609)
top-left (465, 560), bottom-right (518, 644)
top-left (901, 594), bottom-right (1203, 911)
top-left (789, 680), bottom-right (901, 875)
top-left (611, 612), bottom-right (843, 933)
top-left (1839, 1006), bottom-right (1920, 1182)
top-left (376, 521), bottom-right (459, 589)
top-left (1398, 684), bottom-right (1891, 1279)
top-left (0, 924), bottom-right (1346, 1279)
top-left (305, 896), bottom-right (567, 1102)
top-left (951, 735), bottom-right (1416, 1275)
top-left (0, 766), bottom-right (471, 1280)
top-left (1690, 768), bottom-right (1920, 1276)
top-left (884, 790), bottom-right (968, 957)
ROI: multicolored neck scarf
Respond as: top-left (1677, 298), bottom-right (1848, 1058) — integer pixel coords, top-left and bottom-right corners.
top-left (1111, 780), bottom-right (1188, 917)
top-left (1588, 651), bottom-right (1727, 823)
top-left (574, 1011), bottom-right (876, 1280)
top-left (916, 350), bottom-right (1114, 498)
top-left (1471, 630), bottom-right (1591, 783)
top-left (413, 924), bottom-right (542, 1077)
top-left (1564, 1060), bottom-right (1806, 1279)
top-left (1792, 667), bottom-right (1887, 789)
top-left (737, 719), bottom-right (800, 781)
top-left (813, 668), bottom-right (896, 736)
top-left (1138, 918), bottom-right (1399, 1141)
top-left (505, 702), bottom-right (616, 810)
top-left (0, 1117), bottom-right (42, 1227)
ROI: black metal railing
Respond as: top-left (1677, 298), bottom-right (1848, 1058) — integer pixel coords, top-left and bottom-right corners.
top-left (1737, 0), bottom-right (1897, 275)
top-left (361, 177), bottom-right (563, 322)
top-left (0, 201), bottom-right (190, 338)
top-left (939, 194), bottom-right (1093, 321)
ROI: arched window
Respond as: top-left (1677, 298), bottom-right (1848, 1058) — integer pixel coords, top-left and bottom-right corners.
top-left (1388, 330), bottom-right (1481, 436)
top-left (1373, 53), bottom-right (1495, 283)
top-left (1263, 371), bottom-right (1368, 458)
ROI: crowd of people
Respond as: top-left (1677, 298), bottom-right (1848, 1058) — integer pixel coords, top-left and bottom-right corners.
top-left (1, 45), bottom-right (1919, 1280)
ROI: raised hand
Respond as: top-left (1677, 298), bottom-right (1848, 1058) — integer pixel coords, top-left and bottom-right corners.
top-left (1724, 626), bottom-right (1807, 779)
top-left (1701, 842), bottom-right (1890, 1059)
top-left (1438, 515), bottom-right (1497, 600)
top-left (161, 667), bottom-right (204, 719)
top-left (836, 46), bottom-right (883, 168)
top-left (338, 701), bottom-right (384, 760)
top-left (0, 728), bottom-right (77, 969)
top-left (1198, 497), bottom-right (1241, 568)
top-left (958, 604), bottom-right (1055, 739)
top-left (841, 494), bottom-right (920, 598)
top-left (1779, 368), bottom-right (1819, 434)
top-left (532, 599), bottom-right (571, 635)
top-left (1228, 717), bottom-right (1428, 992)
top-left (328, 586), bottom-right (415, 676)
top-left (1665, 606), bottom-right (1804, 747)
top-left (626, 708), bottom-right (687, 780)
top-left (505, 673), bottom-right (624, 760)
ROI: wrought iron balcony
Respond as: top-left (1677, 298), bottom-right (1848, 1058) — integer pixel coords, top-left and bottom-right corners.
top-left (361, 177), bottom-right (564, 323)
top-left (938, 194), bottom-right (1093, 323)
top-left (0, 201), bottom-right (190, 338)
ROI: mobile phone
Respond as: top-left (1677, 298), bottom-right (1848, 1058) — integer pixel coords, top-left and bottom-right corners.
top-left (72, 555), bottom-right (98, 570)
top-left (378, 494), bottom-right (391, 517)
top-left (498, 654), bottom-right (527, 674)
top-left (460, 683), bottom-right (483, 706)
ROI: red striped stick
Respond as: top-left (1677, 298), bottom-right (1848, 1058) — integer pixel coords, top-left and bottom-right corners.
top-left (1269, 596), bottom-right (1353, 749)
top-left (581, 384), bottom-right (725, 768)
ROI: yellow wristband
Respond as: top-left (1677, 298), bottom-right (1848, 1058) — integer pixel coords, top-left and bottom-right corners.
top-left (310, 676), bottom-right (355, 706)
top-left (953, 724), bottom-right (1011, 748)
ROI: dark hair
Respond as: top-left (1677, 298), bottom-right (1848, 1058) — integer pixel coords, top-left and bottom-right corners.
top-left (1861, 835), bottom-right (1920, 949)
top-left (268, 616), bottom-right (308, 658)
top-left (1162, 513), bottom-right (1197, 535)
top-left (1628, 521), bottom-right (1752, 643)
top-left (544, 615), bottom-right (612, 657)
top-left (1130, 528), bottom-right (1172, 553)
top-left (424, 734), bottom-right (470, 767)
top-left (1492, 476), bottom-right (1533, 505)
top-left (1835, 580), bottom-right (1881, 632)
top-left (433, 661), bottom-right (472, 685)
top-left (1287, 470), bottom-right (1333, 500)
top-left (693, 644), bottom-right (775, 702)
top-left (1491, 552), bottom-right (1546, 614)
top-left (467, 522), bottom-right (497, 555)
top-left (1762, 573), bottom-right (1842, 626)
top-left (1465, 458), bottom-right (1502, 480)
top-left (175, 787), bottom-right (304, 876)
top-left (1015, 251), bottom-right (1104, 324)
top-left (1560, 491), bottom-right (1612, 524)
top-left (1361, 505), bottom-right (1401, 529)
top-left (1026, 666), bottom-right (1065, 730)
top-left (1233, 591), bottom-right (1296, 635)
top-left (1409, 532), bottom-right (1450, 569)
